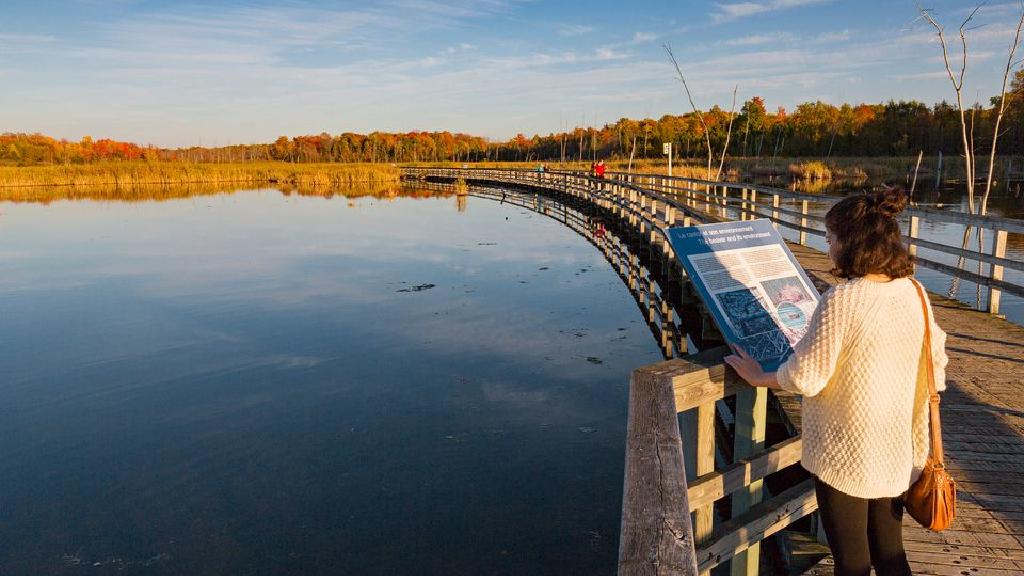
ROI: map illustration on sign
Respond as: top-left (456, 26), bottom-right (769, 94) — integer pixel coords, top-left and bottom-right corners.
top-left (666, 219), bottom-right (820, 371)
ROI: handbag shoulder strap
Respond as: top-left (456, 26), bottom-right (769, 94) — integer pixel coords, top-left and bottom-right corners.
top-left (911, 279), bottom-right (945, 465)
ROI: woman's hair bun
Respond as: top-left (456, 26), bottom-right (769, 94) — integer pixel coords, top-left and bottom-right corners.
top-left (873, 186), bottom-right (907, 218)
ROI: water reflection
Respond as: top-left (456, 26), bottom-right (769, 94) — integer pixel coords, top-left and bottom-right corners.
top-left (0, 186), bottom-right (669, 575)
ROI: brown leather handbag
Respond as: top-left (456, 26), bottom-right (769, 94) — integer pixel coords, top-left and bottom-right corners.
top-left (904, 280), bottom-right (956, 531)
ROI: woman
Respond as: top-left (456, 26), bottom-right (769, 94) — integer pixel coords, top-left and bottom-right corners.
top-left (725, 188), bottom-right (948, 576)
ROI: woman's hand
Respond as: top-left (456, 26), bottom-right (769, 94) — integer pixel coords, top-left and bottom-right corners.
top-left (724, 345), bottom-right (780, 389)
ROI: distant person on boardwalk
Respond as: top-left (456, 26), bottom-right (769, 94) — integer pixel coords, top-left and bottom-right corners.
top-left (594, 159), bottom-right (606, 179)
top-left (725, 188), bottom-right (949, 576)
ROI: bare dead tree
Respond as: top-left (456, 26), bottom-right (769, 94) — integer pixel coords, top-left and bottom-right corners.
top-left (664, 43), bottom-right (715, 181)
top-left (628, 136), bottom-right (638, 173)
top-left (980, 4), bottom-right (1024, 216)
top-left (919, 3), bottom-right (1024, 301)
top-left (910, 150), bottom-right (924, 200)
top-left (716, 85), bottom-right (739, 181)
top-left (919, 4), bottom-right (981, 212)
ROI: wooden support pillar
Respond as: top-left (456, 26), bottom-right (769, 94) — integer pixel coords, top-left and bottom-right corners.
top-left (771, 195), bottom-right (780, 229)
top-left (988, 229), bottom-right (1008, 315)
top-left (740, 188), bottom-right (749, 221)
top-left (749, 190), bottom-right (758, 220)
top-left (693, 401), bottom-right (716, 547)
top-left (731, 386), bottom-right (768, 576)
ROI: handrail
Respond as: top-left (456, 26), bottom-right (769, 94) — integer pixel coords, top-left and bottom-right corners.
top-left (606, 169), bottom-right (1024, 234)
top-left (619, 348), bottom-right (815, 576)
top-left (400, 167), bottom-right (1023, 315)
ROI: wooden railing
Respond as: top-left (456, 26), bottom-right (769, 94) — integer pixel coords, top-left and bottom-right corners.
top-left (608, 171), bottom-right (1024, 315)
top-left (619, 348), bottom-right (814, 576)
top-left (402, 167), bottom-right (1024, 315)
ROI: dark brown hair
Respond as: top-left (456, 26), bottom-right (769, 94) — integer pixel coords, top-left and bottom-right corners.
top-left (824, 187), bottom-right (914, 279)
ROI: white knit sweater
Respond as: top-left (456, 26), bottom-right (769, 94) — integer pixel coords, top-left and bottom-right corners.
top-left (777, 277), bottom-right (949, 499)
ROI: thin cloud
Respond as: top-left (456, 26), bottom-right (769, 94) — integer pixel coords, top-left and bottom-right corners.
top-left (721, 31), bottom-right (793, 46)
top-left (719, 29), bottom-right (847, 47)
top-left (711, 0), bottom-right (831, 23)
top-left (557, 24), bottom-right (594, 37)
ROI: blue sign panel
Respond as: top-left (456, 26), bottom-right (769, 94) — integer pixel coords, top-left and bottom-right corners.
top-left (666, 219), bottom-right (821, 371)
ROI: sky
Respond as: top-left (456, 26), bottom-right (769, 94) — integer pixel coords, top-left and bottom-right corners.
top-left (1, 0), bottom-right (1022, 147)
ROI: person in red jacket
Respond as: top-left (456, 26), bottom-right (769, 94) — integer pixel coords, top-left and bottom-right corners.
top-left (594, 159), bottom-right (606, 179)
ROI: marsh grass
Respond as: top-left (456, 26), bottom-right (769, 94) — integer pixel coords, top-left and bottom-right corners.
top-left (788, 161), bottom-right (832, 181)
top-left (0, 162), bottom-right (400, 188)
top-left (0, 181), bottom-right (442, 204)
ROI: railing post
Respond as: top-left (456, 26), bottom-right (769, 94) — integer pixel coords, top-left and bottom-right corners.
top-left (989, 228), bottom-right (1008, 315)
top-left (740, 188), bottom-right (748, 221)
top-left (771, 195), bottom-right (780, 230)
top-left (730, 386), bottom-right (768, 576)
top-left (694, 401), bottom-right (716, 546)
top-left (749, 190), bottom-right (757, 220)
top-left (907, 215), bottom-right (920, 259)
top-left (799, 200), bottom-right (809, 246)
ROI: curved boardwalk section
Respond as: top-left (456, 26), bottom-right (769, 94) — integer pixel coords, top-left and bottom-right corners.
top-left (402, 167), bottom-right (1024, 576)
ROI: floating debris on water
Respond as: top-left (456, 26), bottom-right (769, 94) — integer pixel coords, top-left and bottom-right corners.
top-left (585, 356), bottom-right (603, 364)
top-left (396, 283), bottom-right (436, 293)
top-left (578, 427), bottom-right (597, 433)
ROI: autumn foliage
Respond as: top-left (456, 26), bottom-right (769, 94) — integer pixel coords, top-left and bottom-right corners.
top-left (3, 75), bottom-right (1022, 167)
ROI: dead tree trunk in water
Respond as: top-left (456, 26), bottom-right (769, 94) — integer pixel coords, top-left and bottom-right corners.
top-left (920, 3), bottom-right (1024, 302)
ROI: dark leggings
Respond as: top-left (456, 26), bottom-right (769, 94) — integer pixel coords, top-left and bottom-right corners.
top-left (814, 478), bottom-right (912, 576)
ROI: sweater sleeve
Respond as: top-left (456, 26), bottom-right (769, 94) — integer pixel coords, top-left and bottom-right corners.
top-left (776, 286), bottom-right (847, 397)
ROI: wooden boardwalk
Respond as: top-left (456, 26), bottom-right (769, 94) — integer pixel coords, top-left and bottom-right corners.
top-left (402, 167), bottom-right (1024, 575)
top-left (790, 242), bottom-right (1024, 576)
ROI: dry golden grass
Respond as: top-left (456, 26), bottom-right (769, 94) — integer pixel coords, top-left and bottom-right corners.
top-left (0, 162), bottom-right (400, 188)
top-left (788, 161), bottom-right (832, 181)
top-left (0, 181), bottom-right (442, 204)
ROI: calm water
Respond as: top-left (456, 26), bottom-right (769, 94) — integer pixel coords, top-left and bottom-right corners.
top-left (0, 188), bottom-right (664, 575)
top-left (745, 178), bottom-right (1024, 325)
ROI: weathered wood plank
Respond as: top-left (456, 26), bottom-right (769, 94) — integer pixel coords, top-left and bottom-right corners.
top-left (664, 348), bottom-right (743, 413)
top-left (695, 479), bottom-right (818, 572)
top-left (687, 437), bottom-right (803, 512)
top-left (692, 401), bottom-right (716, 546)
top-left (907, 561), bottom-right (1024, 575)
top-left (902, 528), bottom-right (1024, 550)
top-left (729, 385), bottom-right (768, 576)
top-left (619, 367), bottom-right (699, 576)
top-left (903, 539), bottom-right (1024, 563)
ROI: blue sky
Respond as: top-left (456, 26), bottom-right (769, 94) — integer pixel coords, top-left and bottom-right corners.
top-left (1, 0), bottom-right (1021, 147)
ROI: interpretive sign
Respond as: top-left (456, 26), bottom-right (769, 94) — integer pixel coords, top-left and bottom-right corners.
top-left (666, 219), bottom-right (820, 370)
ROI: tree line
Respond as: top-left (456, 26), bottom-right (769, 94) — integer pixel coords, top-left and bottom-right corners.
top-left (2, 71), bottom-right (1020, 167)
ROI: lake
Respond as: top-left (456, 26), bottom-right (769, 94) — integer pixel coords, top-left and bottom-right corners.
top-left (2, 180), bottom-right (1021, 575)
top-left (0, 187), bottom-right (664, 575)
